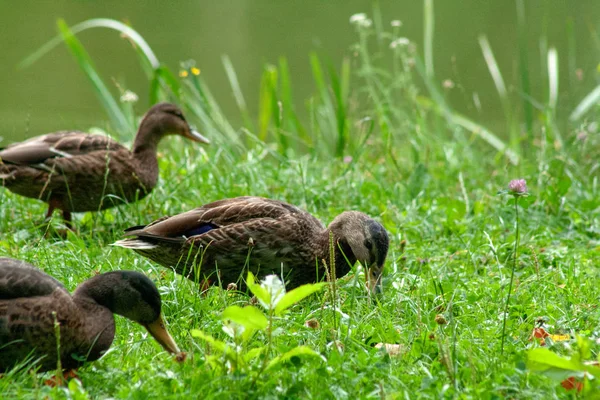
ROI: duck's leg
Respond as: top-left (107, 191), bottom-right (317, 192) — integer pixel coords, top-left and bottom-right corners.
top-left (44, 199), bottom-right (74, 236)
top-left (62, 210), bottom-right (74, 231)
top-left (45, 203), bottom-right (56, 221)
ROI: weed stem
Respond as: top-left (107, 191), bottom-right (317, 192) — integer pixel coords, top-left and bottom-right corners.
top-left (500, 196), bottom-right (519, 356)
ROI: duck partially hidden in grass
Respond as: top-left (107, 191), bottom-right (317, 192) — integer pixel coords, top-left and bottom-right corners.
top-left (0, 103), bottom-right (209, 229)
top-left (114, 196), bottom-right (390, 292)
top-left (0, 257), bottom-right (181, 374)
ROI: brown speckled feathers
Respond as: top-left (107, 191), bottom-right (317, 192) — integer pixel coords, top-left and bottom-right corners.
top-left (0, 258), bottom-right (179, 373)
top-left (115, 197), bottom-right (390, 291)
top-left (0, 103), bottom-right (208, 226)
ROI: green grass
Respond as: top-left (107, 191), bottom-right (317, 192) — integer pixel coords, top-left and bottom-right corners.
top-left (3, 3), bottom-right (600, 398)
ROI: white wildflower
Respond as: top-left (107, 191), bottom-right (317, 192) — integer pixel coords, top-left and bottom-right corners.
top-left (222, 320), bottom-right (245, 338)
top-left (442, 79), bottom-right (455, 89)
top-left (391, 20), bottom-right (402, 27)
top-left (390, 38), bottom-right (410, 49)
top-left (260, 274), bottom-right (286, 309)
top-left (349, 13), bottom-right (367, 24)
top-left (350, 13), bottom-right (372, 28)
top-left (120, 90), bottom-right (138, 104)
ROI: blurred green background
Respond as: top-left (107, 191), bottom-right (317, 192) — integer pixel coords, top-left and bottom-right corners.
top-left (1, 0), bottom-right (598, 141)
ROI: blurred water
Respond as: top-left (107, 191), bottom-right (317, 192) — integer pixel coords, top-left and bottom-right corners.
top-left (0, 0), bottom-right (598, 143)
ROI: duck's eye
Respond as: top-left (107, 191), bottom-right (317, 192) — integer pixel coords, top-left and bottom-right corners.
top-left (364, 239), bottom-right (373, 250)
top-left (168, 110), bottom-right (185, 120)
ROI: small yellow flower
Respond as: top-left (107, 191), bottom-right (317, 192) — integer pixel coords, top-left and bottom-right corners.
top-left (179, 70), bottom-right (189, 78)
top-left (191, 67), bottom-right (201, 76)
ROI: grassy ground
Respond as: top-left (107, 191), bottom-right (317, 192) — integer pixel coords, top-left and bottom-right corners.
top-left (2, 4), bottom-right (600, 399)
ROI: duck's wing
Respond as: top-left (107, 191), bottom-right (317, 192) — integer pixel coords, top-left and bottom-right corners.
top-left (123, 196), bottom-right (324, 242)
top-left (0, 131), bottom-right (126, 165)
top-left (0, 258), bottom-right (67, 300)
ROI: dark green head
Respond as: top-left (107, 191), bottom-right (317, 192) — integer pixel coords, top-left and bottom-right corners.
top-left (74, 270), bottom-right (180, 354)
top-left (328, 211), bottom-right (390, 292)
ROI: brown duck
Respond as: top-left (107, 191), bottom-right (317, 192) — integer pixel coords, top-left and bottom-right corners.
top-left (114, 196), bottom-right (390, 292)
top-left (0, 257), bottom-right (180, 373)
top-left (0, 103), bottom-right (209, 228)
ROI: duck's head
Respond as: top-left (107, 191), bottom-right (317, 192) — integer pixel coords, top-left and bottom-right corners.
top-left (142, 102), bottom-right (210, 144)
top-left (93, 271), bottom-right (181, 354)
top-left (329, 211), bottom-right (390, 293)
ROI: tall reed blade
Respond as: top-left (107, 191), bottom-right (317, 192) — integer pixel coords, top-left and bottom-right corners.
top-left (478, 35), bottom-right (515, 147)
top-left (56, 19), bottom-right (129, 134)
top-left (546, 48), bottom-right (562, 145)
top-left (223, 55), bottom-right (255, 132)
top-left (516, 0), bottom-right (534, 142)
top-left (547, 48), bottom-right (559, 111)
top-left (570, 85), bottom-right (600, 121)
top-left (329, 58), bottom-right (351, 157)
top-left (21, 18), bottom-right (159, 71)
top-left (423, 0), bottom-right (435, 78)
top-left (258, 65), bottom-right (278, 142)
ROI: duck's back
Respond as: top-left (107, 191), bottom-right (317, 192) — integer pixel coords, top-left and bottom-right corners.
top-left (121, 197), bottom-right (329, 288)
top-left (0, 132), bottom-right (151, 212)
top-left (0, 132), bottom-right (125, 165)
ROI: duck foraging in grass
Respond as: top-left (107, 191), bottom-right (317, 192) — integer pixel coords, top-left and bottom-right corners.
top-left (0, 103), bottom-right (209, 229)
top-left (113, 196), bottom-right (390, 292)
top-left (0, 257), bottom-right (181, 374)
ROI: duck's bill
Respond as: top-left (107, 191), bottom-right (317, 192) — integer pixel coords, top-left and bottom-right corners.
top-left (188, 129), bottom-right (210, 144)
top-left (144, 314), bottom-right (181, 354)
top-left (366, 265), bottom-right (383, 294)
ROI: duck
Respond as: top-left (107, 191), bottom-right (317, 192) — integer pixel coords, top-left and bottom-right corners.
top-left (113, 196), bottom-right (390, 292)
top-left (0, 103), bottom-right (209, 229)
top-left (0, 257), bottom-right (181, 373)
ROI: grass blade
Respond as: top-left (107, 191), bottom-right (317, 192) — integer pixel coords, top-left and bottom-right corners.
top-left (478, 35), bottom-right (508, 101)
top-left (328, 58), bottom-right (350, 157)
top-left (20, 18), bottom-right (159, 70)
top-left (257, 65), bottom-right (278, 141)
top-left (56, 19), bottom-right (129, 134)
top-left (423, 0), bottom-right (435, 78)
top-left (222, 55), bottom-right (255, 132)
top-left (516, 0), bottom-right (534, 141)
top-left (547, 48), bottom-right (559, 111)
top-left (570, 84), bottom-right (600, 121)
top-left (479, 35), bottom-right (515, 147)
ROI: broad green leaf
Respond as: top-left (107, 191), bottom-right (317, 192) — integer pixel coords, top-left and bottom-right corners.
top-left (526, 348), bottom-right (583, 373)
top-left (190, 329), bottom-right (236, 357)
top-left (244, 347), bottom-right (266, 363)
top-left (576, 335), bottom-right (592, 361)
top-left (266, 346), bottom-right (324, 371)
top-left (222, 305), bottom-right (267, 330)
top-left (246, 272), bottom-right (271, 308)
top-left (274, 283), bottom-right (326, 315)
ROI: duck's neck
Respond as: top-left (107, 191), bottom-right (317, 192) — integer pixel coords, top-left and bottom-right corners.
top-left (71, 277), bottom-right (116, 362)
top-left (72, 274), bottom-right (116, 310)
top-left (132, 116), bottom-right (165, 158)
top-left (131, 118), bottom-right (163, 186)
top-left (317, 229), bottom-right (358, 279)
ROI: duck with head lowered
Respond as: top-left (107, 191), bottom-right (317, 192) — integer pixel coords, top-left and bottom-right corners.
top-left (0, 103), bottom-right (209, 229)
top-left (0, 257), bottom-right (181, 374)
top-left (114, 196), bottom-right (390, 292)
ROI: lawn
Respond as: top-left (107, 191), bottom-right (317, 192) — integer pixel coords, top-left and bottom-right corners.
top-left (2, 4), bottom-right (600, 399)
